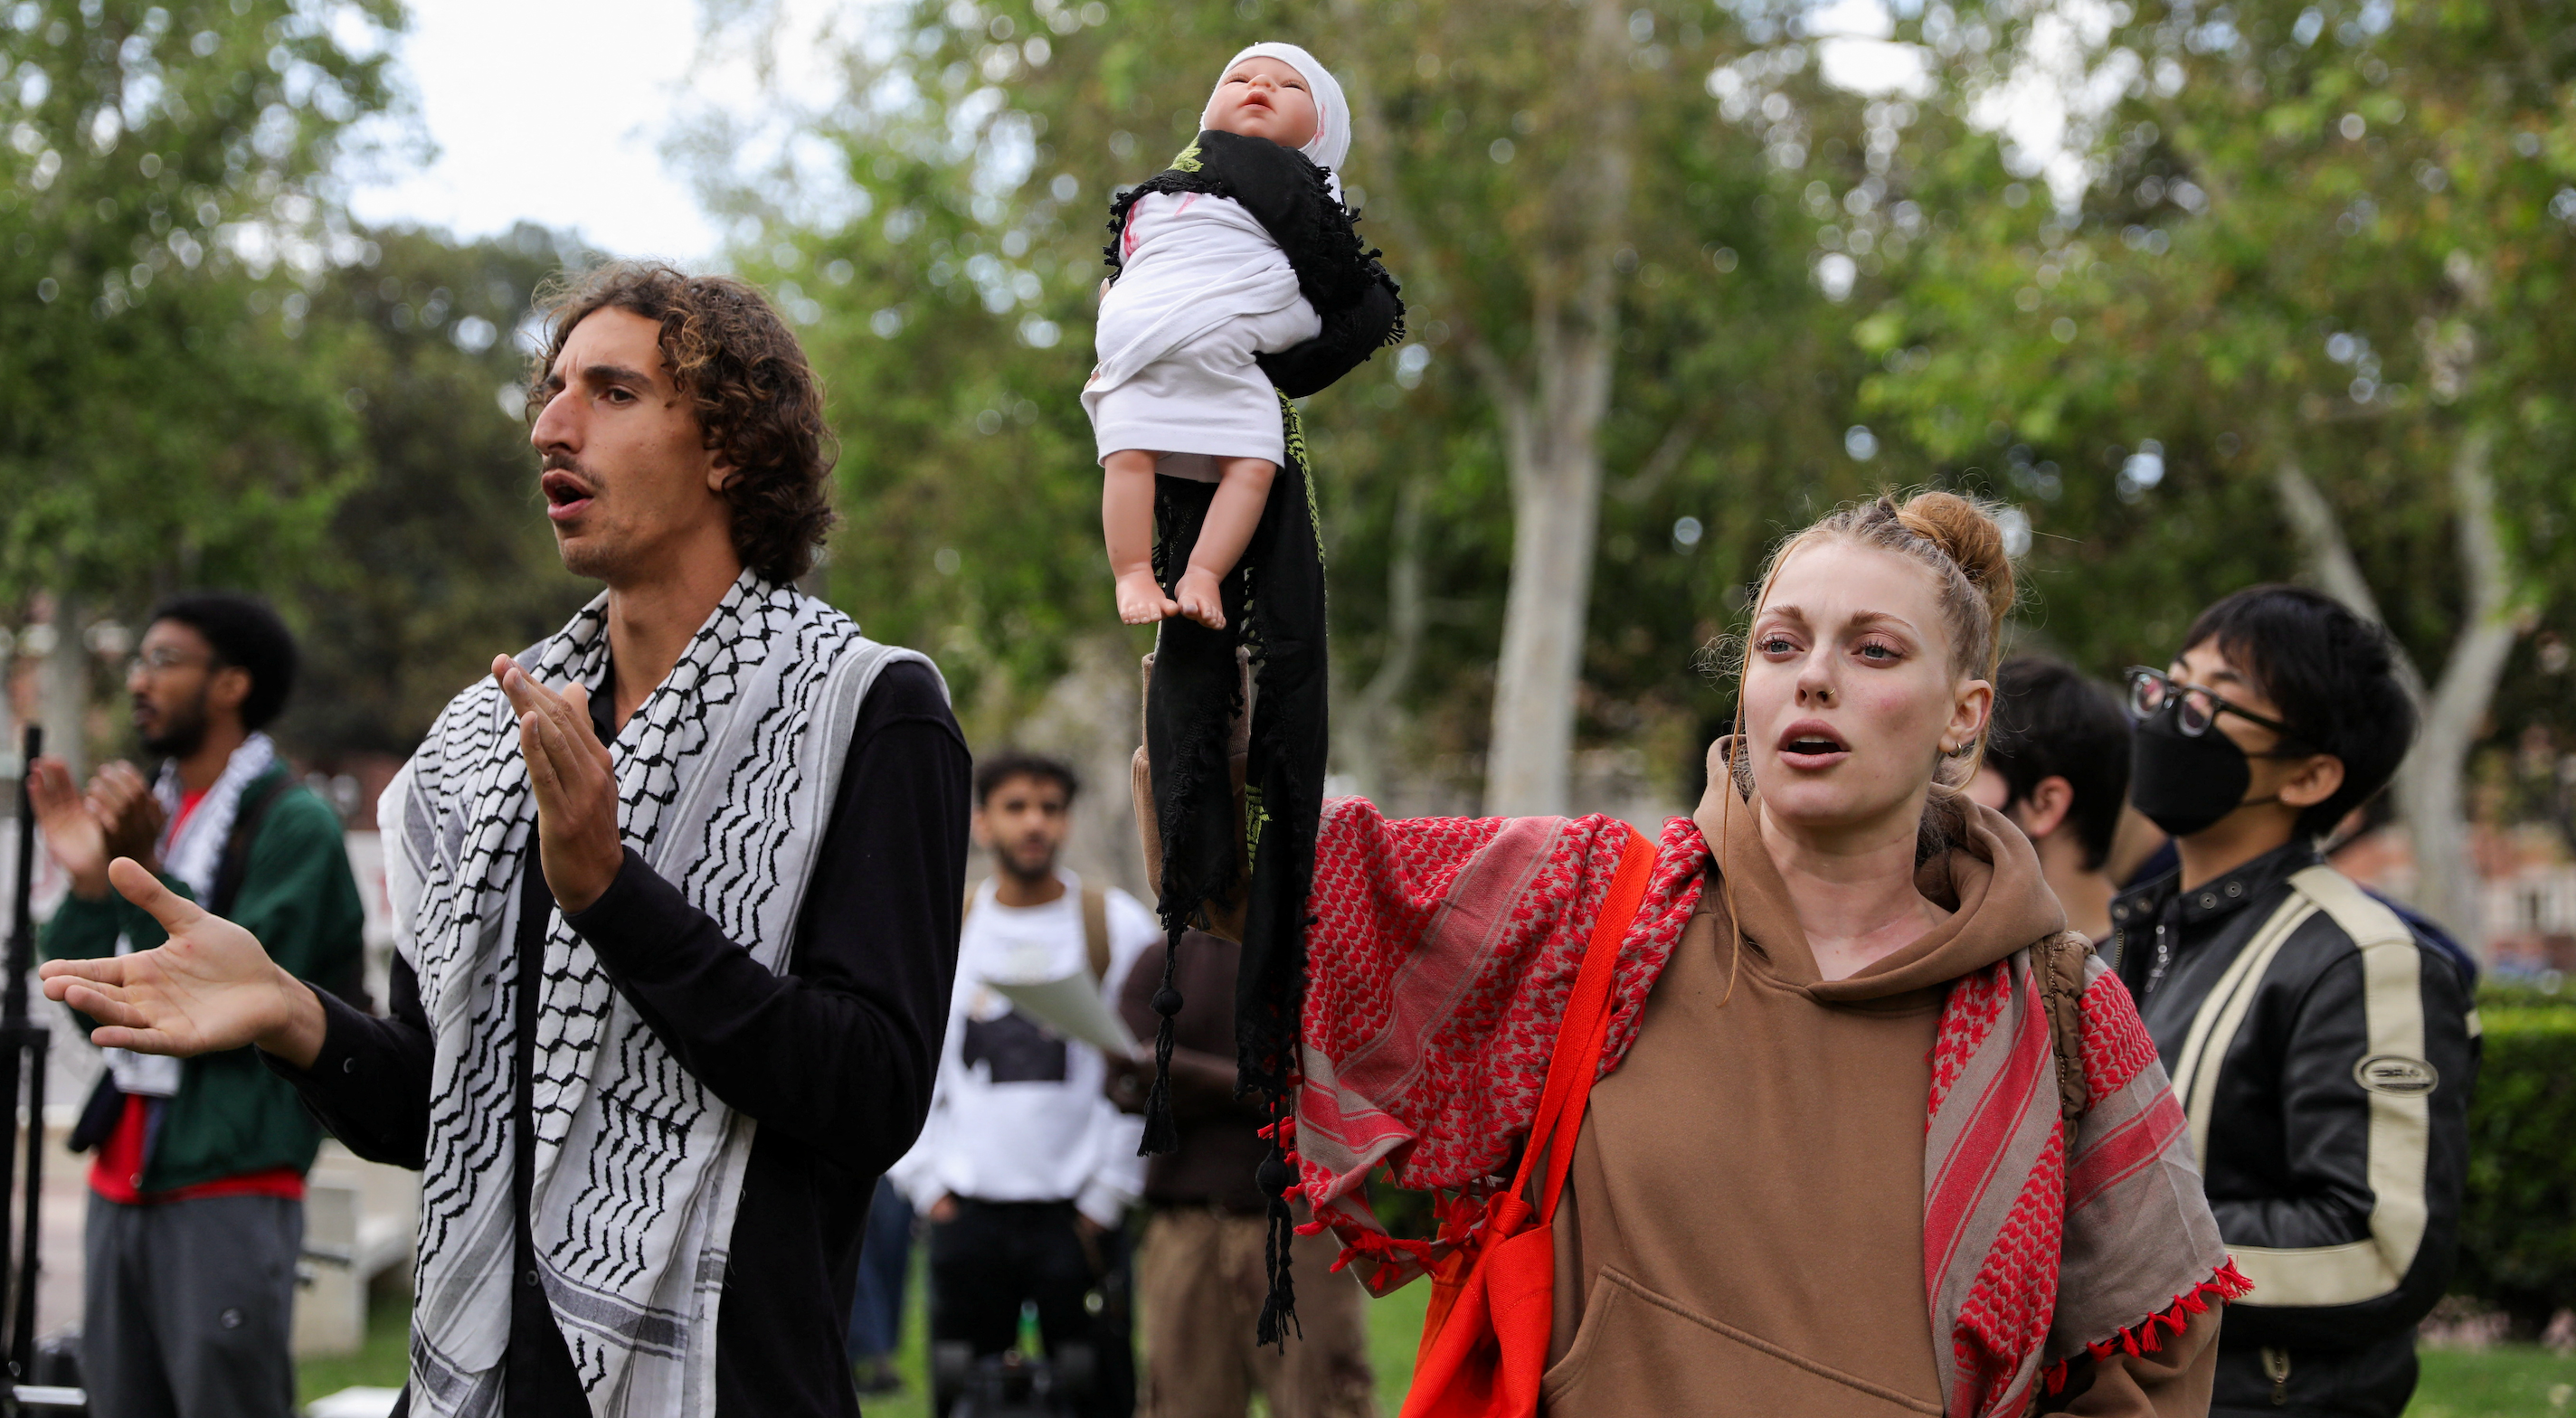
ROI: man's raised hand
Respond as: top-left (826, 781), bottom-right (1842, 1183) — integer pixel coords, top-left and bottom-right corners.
top-left (37, 857), bottom-right (327, 1068)
top-left (26, 757), bottom-right (111, 900)
top-left (89, 761), bottom-right (166, 867)
top-left (491, 657), bottom-right (623, 913)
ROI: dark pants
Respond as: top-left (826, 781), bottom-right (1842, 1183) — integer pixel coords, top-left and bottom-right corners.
top-left (82, 1193), bottom-right (302, 1418)
top-left (928, 1198), bottom-right (1133, 1418)
top-left (849, 1177), bottom-right (914, 1361)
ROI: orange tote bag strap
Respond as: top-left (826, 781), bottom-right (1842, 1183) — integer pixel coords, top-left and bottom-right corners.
top-left (1526, 826), bottom-right (1657, 1223)
top-left (1400, 824), bottom-right (1659, 1418)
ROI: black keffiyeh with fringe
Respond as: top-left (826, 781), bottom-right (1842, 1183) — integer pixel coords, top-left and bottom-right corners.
top-left (1109, 128), bottom-right (1402, 1344)
top-left (1107, 129), bottom-right (1404, 399)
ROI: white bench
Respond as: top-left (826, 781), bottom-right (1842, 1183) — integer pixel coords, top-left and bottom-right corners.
top-left (291, 1142), bottom-right (416, 1358)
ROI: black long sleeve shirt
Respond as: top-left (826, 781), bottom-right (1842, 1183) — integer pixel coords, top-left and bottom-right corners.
top-left (274, 658), bottom-right (969, 1415)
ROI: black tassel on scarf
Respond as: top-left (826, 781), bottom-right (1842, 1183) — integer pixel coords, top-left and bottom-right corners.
top-left (1254, 1086), bottom-right (1302, 1347)
top-left (1133, 437), bottom-right (1328, 1361)
top-left (1138, 923), bottom-right (1186, 1157)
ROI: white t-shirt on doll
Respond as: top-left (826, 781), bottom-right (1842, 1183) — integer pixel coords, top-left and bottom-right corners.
top-left (1083, 189), bottom-right (1321, 478)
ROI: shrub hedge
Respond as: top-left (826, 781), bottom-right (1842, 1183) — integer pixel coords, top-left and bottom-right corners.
top-left (2450, 985), bottom-right (2576, 1337)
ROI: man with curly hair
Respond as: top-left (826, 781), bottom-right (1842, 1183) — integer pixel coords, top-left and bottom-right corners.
top-left (40, 264), bottom-right (970, 1416)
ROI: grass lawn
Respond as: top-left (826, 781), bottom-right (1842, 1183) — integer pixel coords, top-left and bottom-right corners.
top-left (294, 1281), bottom-right (412, 1404)
top-left (839, 1257), bottom-right (1435, 1418)
top-left (2409, 1345), bottom-right (2576, 1416)
top-left (295, 1275), bottom-right (2565, 1418)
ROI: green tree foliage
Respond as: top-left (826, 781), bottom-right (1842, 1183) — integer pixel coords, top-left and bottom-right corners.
top-left (688, 0), bottom-right (1941, 799)
top-left (1857, 0), bottom-right (2575, 942)
top-left (1866, 0), bottom-right (2572, 706)
top-left (677, 0), bottom-right (1144, 736)
top-left (281, 224), bottom-right (595, 761)
top-left (0, 0), bottom-right (404, 605)
top-left (0, 3), bottom-right (602, 765)
top-left (18, 215), bottom-right (604, 768)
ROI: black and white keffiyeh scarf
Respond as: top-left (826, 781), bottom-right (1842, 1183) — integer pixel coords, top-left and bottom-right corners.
top-left (155, 729), bottom-right (279, 901)
top-left (380, 572), bottom-right (933, 1416)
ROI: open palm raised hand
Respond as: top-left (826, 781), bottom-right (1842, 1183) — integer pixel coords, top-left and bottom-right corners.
top-left (25, 758), bottom-right (110, 900)
top-left (37, 858), bottom-right (320, 1064)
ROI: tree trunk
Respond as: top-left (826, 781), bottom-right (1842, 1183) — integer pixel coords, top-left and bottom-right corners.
top-left (0, 638), bottom-right (15, 775)
top-left (1334, 476), bottom-right (1426, 801)
top-left (1476, 0), bottom-right (1634, 817)
top-left (1484, 306), bottom-right (1616, 814)
top-left (2396, 427), bottom-right (2518, 956)
top-left (2276, 425), bottom-right (2518, 955)
top-left (43, 592), bottom-right (85, 781)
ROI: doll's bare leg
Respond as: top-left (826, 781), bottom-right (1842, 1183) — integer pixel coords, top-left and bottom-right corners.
top-left (1103, 449), bottom-right (1180, 623)
top-left (1172, 457), bottom-right (1276, 630)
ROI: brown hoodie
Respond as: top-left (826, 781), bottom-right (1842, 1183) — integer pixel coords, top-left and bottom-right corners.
top-left (1539, 780), bottom-right (2219, 1416)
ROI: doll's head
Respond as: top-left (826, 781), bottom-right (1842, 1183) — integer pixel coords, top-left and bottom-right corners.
top-left (1207, 56), bottom-right (1319, 150)
top-left (1200, 43), bottom-right (1350, 175)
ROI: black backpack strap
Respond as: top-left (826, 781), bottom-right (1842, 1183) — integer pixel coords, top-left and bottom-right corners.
top-left (211, 773), bottom-right (374, 1010)
top-left (65, 1073), bottom-right (125, 1154)
top-left (210, 770), bottom-right (298, 919)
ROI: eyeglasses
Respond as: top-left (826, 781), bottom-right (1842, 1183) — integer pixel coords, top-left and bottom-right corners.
top-left (128, 649), bottom-right (213, 679)
top-left (2125, 666), bottom-right (2307, 746)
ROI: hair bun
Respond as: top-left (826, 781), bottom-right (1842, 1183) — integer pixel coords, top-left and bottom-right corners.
top-left (1893, 490), bottom-right (2018, 628)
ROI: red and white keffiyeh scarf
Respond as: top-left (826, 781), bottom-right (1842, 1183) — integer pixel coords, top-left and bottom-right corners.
top-left (1289, 799), bottom-right (2248, 1417)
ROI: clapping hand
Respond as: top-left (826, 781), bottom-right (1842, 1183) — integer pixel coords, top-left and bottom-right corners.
top-left (37, 858), bottom-right (324, 1066)
top-left (27, 760), bottom-right (168, 901)
top-left (26, 758), bottom-right (111, 901)
top-left (89, 761), bottom-right (166, 868)
top-left (491, 657), bottom-right (624, 914)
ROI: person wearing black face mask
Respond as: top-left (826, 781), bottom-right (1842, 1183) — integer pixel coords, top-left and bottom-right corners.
top-left (2105, 585), bottom-right (2477, 1418)
top-left (2126, 667), bottom-right (2320, 840)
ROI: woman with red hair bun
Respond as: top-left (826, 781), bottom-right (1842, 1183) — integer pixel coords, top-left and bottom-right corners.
top-left (1149, 491), bottom-right (2243, 1417)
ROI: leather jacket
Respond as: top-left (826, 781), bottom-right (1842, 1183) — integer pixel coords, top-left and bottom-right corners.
top-left (2108, 842), bottom-right (2478, 1418)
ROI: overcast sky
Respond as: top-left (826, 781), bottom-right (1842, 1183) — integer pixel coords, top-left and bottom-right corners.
top-left (342, 0), bottom-right (2070, 266)
top-left (345, 0), bottom-right (729, 262)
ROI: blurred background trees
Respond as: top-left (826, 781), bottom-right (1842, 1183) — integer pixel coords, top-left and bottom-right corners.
top-left (282, 224), bottom-right (598, 766)
top-left (1867, 0), bottom-right (2576, 951)
top-left (2, 0), bottom-right (397, 771)
top-left (0, 3), bottom-right (590, 781)
top-left (0, 0), bottom-right (399, 606)
top-left (682, 0), bottom-right (2570, 850)
top-left (682, 0), bottom-right (1921, 818)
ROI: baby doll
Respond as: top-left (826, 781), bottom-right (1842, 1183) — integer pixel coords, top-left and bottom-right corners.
top-left (1087, 43), bottom-right (1400, 629)
top-left (1086, 45), bottom-right (1401, 1335)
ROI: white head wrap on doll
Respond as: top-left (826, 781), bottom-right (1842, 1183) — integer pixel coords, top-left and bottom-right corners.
top-left (1202, 43), bottom-right (1350, 178)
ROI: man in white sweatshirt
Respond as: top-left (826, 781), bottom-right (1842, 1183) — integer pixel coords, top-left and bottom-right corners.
top-left (894, 751), bottom-right (1160, 1418)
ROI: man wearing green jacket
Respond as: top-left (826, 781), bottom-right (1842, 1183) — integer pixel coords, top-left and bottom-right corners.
top-left (29, 592), bottom-right (363, 1418)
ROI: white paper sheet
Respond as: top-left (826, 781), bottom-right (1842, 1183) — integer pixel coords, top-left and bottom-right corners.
top-left (989, 971), bottom-right (1143, 1058)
